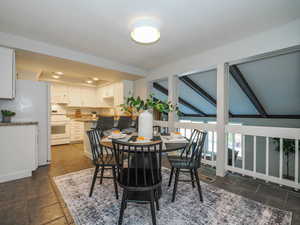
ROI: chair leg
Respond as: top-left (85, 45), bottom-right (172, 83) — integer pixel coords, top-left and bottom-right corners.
top-left (118, 190), bottom-right (127, 225)
top-left (99, 166), bottom-right (104, 184)
top-left (172, 168), bottom-right (180, 202)
top-left (194, 169), bottom-right (203, 202)
top-left (168, 167), bottom-right (174, 187)
top-left (150, 190), bottom-right (157, 225)
top-left (190, 169), bottom-right (195, 188)
top-left (89, 165), bottom-right (99, 197)
top-left (112, 166), bottom-right (119, 199)
top-left (154, 189), bottom-right (160, 211)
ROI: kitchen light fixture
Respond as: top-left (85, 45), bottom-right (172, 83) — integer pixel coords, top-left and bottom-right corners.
top-left (54, 71), bottom-right (64, 75)
top-left (92, 77), bottom-right (99, 81)
top-left (86, 80), bottom-right (93, 84)
top-left (52, 75), bottom-right (60, 79)
top-left (130, 19), bottom-right (160, 44)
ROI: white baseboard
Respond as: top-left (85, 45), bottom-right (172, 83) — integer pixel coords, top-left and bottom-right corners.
top-left (0, 170), bottom-right (32, 183)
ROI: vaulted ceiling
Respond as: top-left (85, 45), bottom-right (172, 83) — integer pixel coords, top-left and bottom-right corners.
top-left (152, 50), bottom-right (300, 118)
top-left (0, 1), bottom-right (300, 71)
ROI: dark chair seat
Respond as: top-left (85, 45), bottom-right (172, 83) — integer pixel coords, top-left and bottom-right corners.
top-left (86, 129), bottom-right (118, 199)
top-left (118, 168), bottom-right (161, 190)
top-left (169, 158), bottom-right (200, 169)
top-left (167, 129), bottom-right (207, 203)
top-left (113, 140), bottom-right (163, 225)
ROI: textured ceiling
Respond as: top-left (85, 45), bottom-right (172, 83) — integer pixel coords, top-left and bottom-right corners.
top-left (0, 1), bottom-right (299, 70)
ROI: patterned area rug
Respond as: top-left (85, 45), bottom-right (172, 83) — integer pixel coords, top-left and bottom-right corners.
top-left (54, 168), bottom-right (292, 225)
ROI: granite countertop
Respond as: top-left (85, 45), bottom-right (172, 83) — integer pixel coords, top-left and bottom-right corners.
top-left (0, 121), bottom-right (38, 126)
top-left (74, 119), bottom-right (98, 122)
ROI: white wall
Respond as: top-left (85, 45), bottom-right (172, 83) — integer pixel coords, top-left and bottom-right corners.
top-left (133, 78), bottom-right (148, 99)
top-left (148, 18), bottom-right (300, 81)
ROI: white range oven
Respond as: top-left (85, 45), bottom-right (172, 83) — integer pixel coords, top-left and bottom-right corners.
top-left (51, 114), bottom-right (70, 146)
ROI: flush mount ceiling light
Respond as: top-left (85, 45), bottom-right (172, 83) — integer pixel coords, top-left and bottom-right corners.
top-left (52, 75), bottom-right (60, 79)
top-left (53, 71), bottom-right (64, 75)
top-left (92, 77), bottom-right (99, 81)
top-left (130, 19), bottom-right (160, 44)
top-left (86, 80), bottom-right (93, 84)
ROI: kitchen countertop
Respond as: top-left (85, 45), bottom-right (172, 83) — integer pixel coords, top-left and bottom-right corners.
top-left (0, 121), bottom-right (38, 126)
top-left (74, 119), bottom-right (98, 122)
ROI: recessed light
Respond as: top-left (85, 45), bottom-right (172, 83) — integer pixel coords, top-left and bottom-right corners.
top-left (54, 71), bottom-right (64, 75)
top-left (130, 19), bottom-right (160, 44)
top-left (86, 80), bottom-right (93, 84)
top-left (52, 75), bottom-right (60, 79)
top-left (92, 77), bottom-right (99, 81)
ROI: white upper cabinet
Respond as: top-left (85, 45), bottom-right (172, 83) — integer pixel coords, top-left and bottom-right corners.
top-left (81, 87), bottom-right (97, 107)
top-left (97, 80), bottom-right (133, 108)
top-left (114, 80), bottom-right (133, 106)
top-left (0, 47), bottom-right (15, 99)
top-left (68, 86), bottom-right (82, 107)
top-left (51, 83), bottom-right (69, 104)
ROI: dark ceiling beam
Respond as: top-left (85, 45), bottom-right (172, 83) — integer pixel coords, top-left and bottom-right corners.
top-left (229, 65), bottom-right (268, 118)
top-left (153, 82), bottom-right (207, 116)
top-left (181, 114), bottom-right (300, 119)
top-left (179, 76), bottom-right (233, 117)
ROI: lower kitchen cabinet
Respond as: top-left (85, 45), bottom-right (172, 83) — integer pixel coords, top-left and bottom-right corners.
top-left (70, 120), bottom-right (84, 142)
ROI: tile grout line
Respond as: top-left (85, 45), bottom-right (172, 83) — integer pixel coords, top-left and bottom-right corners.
top-left (49, 174), bottom-right (71, 224)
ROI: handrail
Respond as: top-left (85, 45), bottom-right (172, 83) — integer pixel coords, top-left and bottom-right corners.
top-left (226, 124), bottom-right (300, 139)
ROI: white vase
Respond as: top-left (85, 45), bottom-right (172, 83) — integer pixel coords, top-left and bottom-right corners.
top-left (138, 110), bottom-right (153, 139)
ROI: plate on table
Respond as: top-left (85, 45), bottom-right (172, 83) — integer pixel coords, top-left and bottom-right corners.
top-left (107, 133), bottom-right (127, 139)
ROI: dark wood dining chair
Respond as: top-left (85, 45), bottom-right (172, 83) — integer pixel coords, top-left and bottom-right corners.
top-left (117, 116), bottom-right (132, 130)
top-left (167, 129), bottom-right (207, 202)
top-left (86, 129), bottom-right (118, 199)
top-left (112, 140), bottom-right (163, 225)
top-left (96, 116), bottom-right (114, 131)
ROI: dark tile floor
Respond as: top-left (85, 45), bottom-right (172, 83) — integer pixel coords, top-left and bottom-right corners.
top-left (0, 143), bottom-right (299, 225)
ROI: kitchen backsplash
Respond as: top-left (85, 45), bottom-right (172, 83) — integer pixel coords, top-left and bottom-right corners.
top-left (51, 104), bottom-right (114, 117)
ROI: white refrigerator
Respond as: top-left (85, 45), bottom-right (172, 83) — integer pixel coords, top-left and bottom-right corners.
top-left (0, 80), bottom-right (50, 165)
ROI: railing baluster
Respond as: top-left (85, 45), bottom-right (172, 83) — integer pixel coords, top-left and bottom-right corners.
top-left (253, 136), bottom-right (256, 173)
top-left (232, 133), bottom-right (235, 168)
top-left (280, 138), bottom-right (283, 180)
top-left (295, 139), bottom-right (299, 185)
top-left (225, 133), bottom-right (229, 166)
top-left (242, 135), bottom-right (245, 171)
top-left (212, 131), bottom-right (215, 162)
top-left (266, 137), bottom-right (269, 177)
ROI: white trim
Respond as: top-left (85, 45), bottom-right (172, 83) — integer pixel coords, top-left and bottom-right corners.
top-left (226, 125), bottom-right (300, 140)
top-left (295, 140), bottom-right (299, 184)
top-left (253, 136), bottom-right (256, 173)
top-left (232, 133), bottom-right (235, 168)
top-left (226, 166), bottom-right (300, 190)
top-left (242, 135), bottom-right (245, 171)
top-left (0, 170), bottom-right (32, 183)
top-left (174, 122), bottom-right (217, 131)
top-left (216, 63), bottom-right (229, 177)
top-left (266, 137), bottom-right (269, 177)
top-left (280, 138), bottom-right (283, 180)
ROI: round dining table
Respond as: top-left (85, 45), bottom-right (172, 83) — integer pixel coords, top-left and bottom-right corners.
top-left (100, 134), bottom-right (189, 202)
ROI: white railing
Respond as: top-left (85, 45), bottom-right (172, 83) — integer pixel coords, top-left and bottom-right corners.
top-left (226, 125), bottom-right (300, 190)
top-left (154, 120), bottom-right (218, 167)
top-left (154, 121), bottom-right (300, 189)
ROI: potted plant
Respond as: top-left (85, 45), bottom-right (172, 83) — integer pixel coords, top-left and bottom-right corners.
top-left (1, 110), bottom-right (16, 123)
top-left (120, 94), bottom-right (179, 139)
